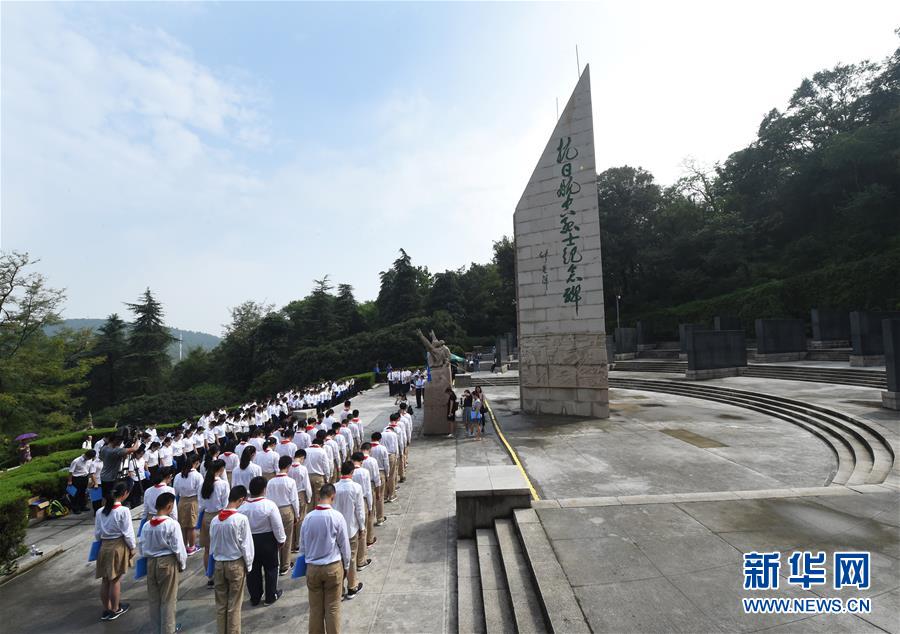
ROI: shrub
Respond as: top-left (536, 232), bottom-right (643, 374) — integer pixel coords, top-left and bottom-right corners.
top-left (0, 485), bottom-right (29, 575)
top-left (29, 427), bottom-right (117, 457)
top-left (93, 391), bottom-right (234, 428)
top-left (338, 372), bottom-right (375, 392)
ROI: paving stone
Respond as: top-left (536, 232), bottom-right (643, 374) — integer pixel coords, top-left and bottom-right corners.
top-left (552, 536), bottom-right (660, 587)
top-left (574, 576), bottom-right (722, 633)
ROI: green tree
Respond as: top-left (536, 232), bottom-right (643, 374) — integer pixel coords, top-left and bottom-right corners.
top-left (123, 288), bottom-right (173, 397)
top-left (376, 249), bottom-right (428, 325)
top-left (84, 313), bottom-right (128, 411)
top-left (334, 284), bottom-right (364, 337)
top-left (218, 300), bottom-right (269, 395)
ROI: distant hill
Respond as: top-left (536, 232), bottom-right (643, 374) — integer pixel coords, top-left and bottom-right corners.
top-left (45, 318), bottom-right (221, 362)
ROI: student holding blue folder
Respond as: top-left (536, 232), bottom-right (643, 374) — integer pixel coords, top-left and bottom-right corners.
top-left (139, 492), bottom-right (187, 634)
top-left (94, 482), bottom-right (136, 622)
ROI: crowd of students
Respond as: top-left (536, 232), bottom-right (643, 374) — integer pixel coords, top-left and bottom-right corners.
top-left (72, 377), bottom-right (419, 633)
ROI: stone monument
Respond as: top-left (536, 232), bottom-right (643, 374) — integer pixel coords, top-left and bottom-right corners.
top-left (415, 329), bottom-right (453, 434)
top-left (514, 66), bottom-right (609, 418)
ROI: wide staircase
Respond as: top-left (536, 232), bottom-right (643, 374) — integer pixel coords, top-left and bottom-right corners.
top-left (457, 512), bottom-right (590, 633)
top-left (469, 375), bottom-right (520, 387)
top-left (609, 377), bottom-right (895, 486)
top-left (611, 360), bottom-right (887, 389)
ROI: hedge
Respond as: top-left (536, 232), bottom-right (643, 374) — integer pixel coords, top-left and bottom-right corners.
top-left (29, 427), bottom-right (117, 457)
top-left (629, 248), bottom-right (900, 339)
top-left (0, 449), bottom-right (84, 574)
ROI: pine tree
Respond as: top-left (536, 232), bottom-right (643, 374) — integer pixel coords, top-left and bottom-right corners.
top-left (123, 288), bottom-right (173, 396)
top-left (84, 313), bottom-right (128, 410)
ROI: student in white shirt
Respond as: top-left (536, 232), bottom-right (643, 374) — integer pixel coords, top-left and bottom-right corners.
top-left (146, 442), bottom-right (161, 480)
top-left (239, 477), bottom-right (285, 606)
top-left (221, 448), bottom-right (239, 486)
top-left (360, 443), bottom-right (383, 541)
top-left (126, 448), bottom-right (147, 510)
top-left (199, 459), bottom-right (229, 589)
top-left (350, 451), bottom-right (375, 556)
top-left (276, 433), bottom-right (297, 460)
top-left (369, 433), bottom-right (389, 525)
top-left (159, 437), bottom-right (175, 470)
top-left (334, 461), bottom-right (366, 597)
top-left (95, 482), bottom-right (136, 622)
top-left (255, 438), bottom-right (280, 480)
top-left (232, 446), bottom-right (262, 492)
top-left (67, 449), bottom-right (96, 514)
top-left (139, 491), bottom-right (187, 634)
top-left (210, 486), bottom-right (254, 634)
top-left (267, 455), bottom-right (300, 576)
top-left (173, 456), bottom-right (203, 555)
top-left (288, 449), bottom-right (313, 552)
top-left (171, 433), bottom-right (185, 471)
top-left (300, 483), bottom-right (351, 633)
top-left (143, 468), bottom-right (178, 525)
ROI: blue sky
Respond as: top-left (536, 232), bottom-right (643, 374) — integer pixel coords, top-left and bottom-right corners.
top-left (2, 2), bottom-right (897, 335)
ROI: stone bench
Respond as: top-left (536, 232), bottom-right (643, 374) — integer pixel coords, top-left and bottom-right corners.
top-left (456, 465), bottom-right (532, 538)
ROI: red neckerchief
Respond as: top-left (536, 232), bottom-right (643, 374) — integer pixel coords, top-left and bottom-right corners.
top-left (280, 439), bottom-right (291, 444)
top-left (149, 516), bottom-right (168, 527)
top-left (306, 425), bottom-right (315, 431)
top-left (112, 503), bottom-right (122, 509)
top-left (246, 497), bottom-right (264, 503)
top-left (224, 452), bottom-right (233, 456)
top-left (314, 505), bottom-right (331, 511)
top-left (351, 418), bottom-right (360, 423)
top-left (291, 463), bottom-right (300, 468)
top-left (275, 473), bottom-right (287, 478)
top-left (154, 483), bottom-right (166, 488)
top-left (340, 475), bottom-right (352, 480)
top-left (263, 448), bottom-right (271, 453)
top-left (371, 442), bottom-right (380, 446)
top-left (218, 509), bottom-right (238, 522)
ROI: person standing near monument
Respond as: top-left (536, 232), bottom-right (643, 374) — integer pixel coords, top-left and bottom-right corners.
top-left (139, 491), bottom-right (187, 634)
top-left (380, 415), bottom-right (401, 503)
top-left (368, 434), bottom-right (389, 525)
top-left (210, 486), bottom-right (253, 634)
top-left (300, 483), bottom-right (351, 634)
top-left (67, 448), bottom-right (96, 514)
top-left (289, 449), bottom-right (313, 552)
top-left (95, 481), bottom-right (136, 622)
top-left (334, 461), bottom-right (365, 599)
top-left (239, 476), bottom-right (285, 606)
top-left (266, 455), bottom-right (299, 576)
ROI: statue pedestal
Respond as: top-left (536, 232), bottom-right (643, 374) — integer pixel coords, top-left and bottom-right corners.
top-left (421, 366), bottom-right (452, 435)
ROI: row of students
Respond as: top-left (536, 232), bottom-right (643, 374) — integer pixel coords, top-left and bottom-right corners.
top-left (93, 403), bottom-right (412, 633)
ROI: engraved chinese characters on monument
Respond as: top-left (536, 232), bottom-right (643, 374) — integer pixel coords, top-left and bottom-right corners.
top-left (513, 65), bottom-right (609, 418)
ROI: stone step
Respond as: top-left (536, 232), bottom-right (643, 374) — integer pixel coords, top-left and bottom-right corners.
top-left (608, 378), bottom-right (894, 486)
top-left (494, 519), bottom-right (548, 634)
top-left (476, 529), bottom-right (516, 634)
top-left (458, 539), bottom-right (486, 634)
top-left (512, 509), bottom-right (591, 633)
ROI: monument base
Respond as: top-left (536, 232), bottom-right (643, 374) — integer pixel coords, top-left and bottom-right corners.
top-left (614, 353), bottom-right (637, 361)
top-left (754, 352), bottom-right (807, 363)
top-left (882, 391), bottom-right (900, 410)
top-left (421, 366), bottom-right (453, 435)
top-left (809, 339), bottom-right (850, 349)
top-left (519, 332), bottom-right (610, 419)
top-left (850, 355), bottom-right (885, 367)
top-left (686, 367), bottom-right (745, 380)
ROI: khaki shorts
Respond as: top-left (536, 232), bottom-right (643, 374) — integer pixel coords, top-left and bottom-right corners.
top-left (199, 509), bottom-right (216, 547)
top-left (95, 537), bottom-right (131, 579)
top-left (177, 496), bottom-right (198, 529)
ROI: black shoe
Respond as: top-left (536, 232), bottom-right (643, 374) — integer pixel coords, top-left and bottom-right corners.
top-left (207, 579), bottom-right (215, 588)
top-left (107, 603), bottom-right (130, 621)
top-left (263, 589), bottom-right (284, 606)
top-left (250, 600), bottom-right (260, 607)
top-left (100, 610), bottom-right (113, 622)
top-left (357, 559), bottom-right (372, 571)
top-left (345, 583), bottom-right (363, 599)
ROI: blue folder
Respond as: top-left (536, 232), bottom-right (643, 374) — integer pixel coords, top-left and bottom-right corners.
top-left (137, 516), bottom-right (148, 537)
top-left (195, 509), bottom-right (205, 531)
top-left (291, 555), bottom-right (307, 579)
top-left (134, 556), bottom-right (148, 580)
top-left (206, 555), bottom-right (216, 578)
top-left (66, 485), bottom-right (77, 497)
top-left (89, 487), bottom-right (103, 502)
top-left (88, 540), bottom-right (101, 562)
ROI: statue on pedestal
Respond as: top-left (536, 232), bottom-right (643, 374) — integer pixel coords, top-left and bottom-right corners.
top-left (414, 329), bottom-right (454, 435)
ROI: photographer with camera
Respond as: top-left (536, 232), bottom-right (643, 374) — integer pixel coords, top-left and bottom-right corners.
top-left (99, 430), bottom-right (141, 499)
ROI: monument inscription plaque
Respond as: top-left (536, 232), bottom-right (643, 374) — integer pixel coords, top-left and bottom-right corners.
top-left (514, 66), bottom-right (609, 418)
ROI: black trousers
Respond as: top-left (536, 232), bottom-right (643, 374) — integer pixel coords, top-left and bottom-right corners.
top-left (415, 388), bottom-right (424, 408)
top-left (388, 381), bottom-right (396, 396)
top-left (72, 475), bottom-right (89, 511)
top-left (248, 531), bottom-right (279, 604)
